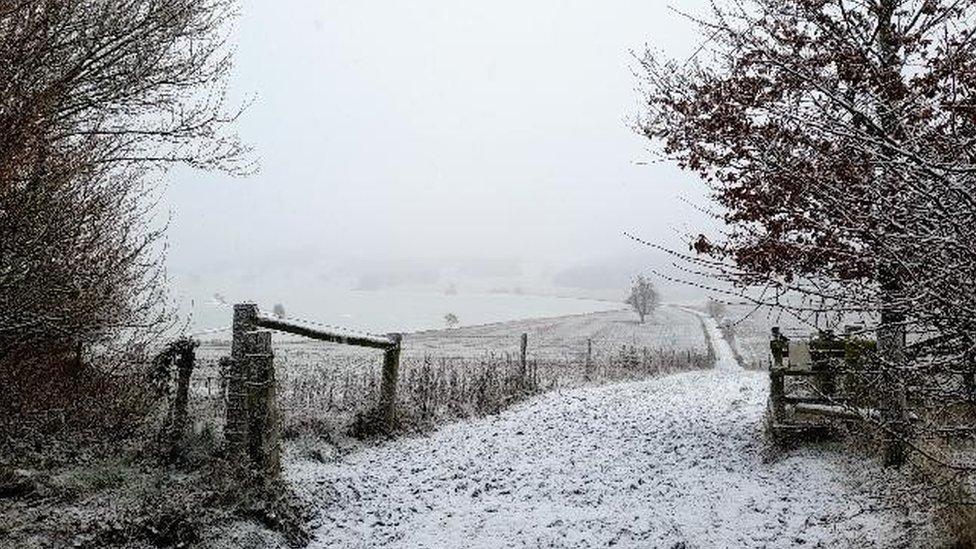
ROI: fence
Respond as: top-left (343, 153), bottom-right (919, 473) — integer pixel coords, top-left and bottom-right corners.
top-left (219, 303), bottom-right (400, 475)
top-left (182, 303), bottom-right (716, 476)
top-left (767, 327), bottom-right (865, 436)
top-left (221, 303), bottom-right (541, 473)
top-left (765, 327), bottom-right (955, 438)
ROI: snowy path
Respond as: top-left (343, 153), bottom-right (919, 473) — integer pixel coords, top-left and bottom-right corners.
top-left (292, 313), bottom-right (927, 548)
top-left (683, 308), bottom-right (739, 372)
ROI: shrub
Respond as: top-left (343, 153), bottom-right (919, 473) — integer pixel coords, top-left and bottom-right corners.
top-left (0, 351), bottom-right (165, 467)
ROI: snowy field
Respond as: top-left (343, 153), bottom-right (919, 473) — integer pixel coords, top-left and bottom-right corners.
top-left (403, 306), bottom-right (708, 360)
top-left (290, 314), bottom-right (934, 548)
top-left (184, 289), bottom-right (625, 336)
top-left (195, 305), bottom-right (705, 364)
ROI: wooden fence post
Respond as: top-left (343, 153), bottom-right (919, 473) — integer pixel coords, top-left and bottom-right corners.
top-left (585, 338), bottom-right (593, 381)
top-left (154, 338), bottom-right (198, 462)
top-left (770, 327), bottom-right (787, 368)
top-left (520, 333), bottom-right (528, 375)
top-left (380, 333), bottom-right (402, 432)
top-left (226, 303), bottom-right (257, 453)
top-left (168, 340), bottom-right (197, 460)
top-left (769, 369), bottom-right (785, 423)
top-left (245, 330), bottom-right (279, 478)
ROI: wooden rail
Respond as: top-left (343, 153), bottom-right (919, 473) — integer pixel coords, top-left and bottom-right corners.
top-left (254, 315), bottom-right (397, 350)
top-left (251, 309), bottom-right (403, 430)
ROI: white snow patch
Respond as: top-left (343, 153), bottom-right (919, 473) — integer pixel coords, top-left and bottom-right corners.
top-left (291, 365), bottom-right (930, 547)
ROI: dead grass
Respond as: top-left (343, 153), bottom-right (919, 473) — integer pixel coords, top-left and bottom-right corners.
top-left (260, 343), bottom-right (714, 443)
top-left (0, 440), bottom-right (309, 549)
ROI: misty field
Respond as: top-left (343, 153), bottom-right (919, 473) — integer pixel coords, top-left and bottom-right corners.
top-left (188, 307), bottom-right (714, 441)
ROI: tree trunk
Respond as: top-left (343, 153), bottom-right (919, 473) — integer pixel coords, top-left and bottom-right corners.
top-left (878, 272), bottom-right (908, 467)
top-left (876, 0), bottom-right (909, 468)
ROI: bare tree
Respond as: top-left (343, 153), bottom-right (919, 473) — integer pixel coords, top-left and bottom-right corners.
top-left (0, 0), bottom-right (250, 436)
top-left (626, 275), bottom-right (659, 324)
top-left (444, 313), bottom-right (459, 329)
top-left (0, 0), bottom-right (250, 360)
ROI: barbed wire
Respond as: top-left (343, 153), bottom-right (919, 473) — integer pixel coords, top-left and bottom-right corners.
top-left (269, 312), bottom-right (391, 340)
top-left (410, 333), bottom-right (515, 340)
top-left (199, 300), bottom-right (389, 339)
top-left (189, 325), bottom-right (231, 337)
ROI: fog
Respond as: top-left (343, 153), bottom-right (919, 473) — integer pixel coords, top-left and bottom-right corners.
top-left (163, 0), bottom-right (715, 318)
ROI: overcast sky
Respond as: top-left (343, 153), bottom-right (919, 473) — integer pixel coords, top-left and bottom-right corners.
top-left (164, 0), bottom-right (714, 296)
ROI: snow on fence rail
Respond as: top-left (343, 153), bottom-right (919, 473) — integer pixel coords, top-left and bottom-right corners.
top-left (254, 315), bottom-right (398, 350)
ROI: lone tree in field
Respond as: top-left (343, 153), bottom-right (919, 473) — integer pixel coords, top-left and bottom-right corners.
top-left (626, 276), bottom-right (659, 324)
top-left (638, 0), bottom-right (976, 468)
top-left (444, 313), bottom-right (459, 329)
top-left (272, 303), bottom-right (287, 319)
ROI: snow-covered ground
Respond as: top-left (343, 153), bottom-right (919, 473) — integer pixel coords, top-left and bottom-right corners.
top-left (290, 312), bottom-right (932, 548)
top-left (683, 308), bottom-right (739, 371)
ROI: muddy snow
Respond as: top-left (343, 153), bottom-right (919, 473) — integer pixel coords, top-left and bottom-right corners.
top-left (290, 310), bottom-right (932, 548)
